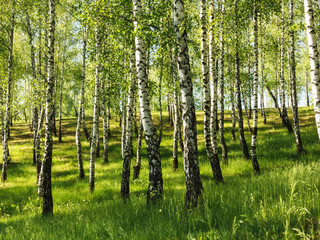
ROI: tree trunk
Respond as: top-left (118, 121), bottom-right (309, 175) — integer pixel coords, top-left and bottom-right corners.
top-left (76, 27), bottom-right (87, 180)
top-left (172, 48), bottom-right (179, 171)
top-left (289, 0), bottom-right (306, 154)
top-left (107, 105), bottom-right (111, 137)
top-left (158, 56), bottom-right (163, 146)
top-left (219, 0), bottom-right (228, 165)
top-left (304, 0), bottom-right (320, 140)
top-left (133, 118), bottom-right (143, 180)
top-left (235, 0), bottom-right (250, 159)
top-left (26, 13), bottom-right (38, 166)
top-left (35, 108), bottom-right (45, 182)
top-left (280, 1), bottom-right (293, 133)
top-left (209, 3), bottom-right (220, 166)
top-left (82, 106), bottom-right (91, 142)
top-left (38, 0), bottom-right (55, 215)
top-left (260, 26), bottom-right (266, 124)
top-left (267, 86), bottom-right (282, 118)
top-left (203, 0), bottom-right (223, 183)
top-left (174, 0), bottom-right (203, 209)
top-left (133, 0), bottom-right (163, 201)
top-left (306, 69), bottom-right (310, 107)
top-left (251, 4), bottom-right (261, 175)
top-left (89, 20), bottom-right (101, 193)
top-left (121, 45), bottom-right (136, 199)
top-left (58, 19), bottom-right (67, 143)
top-left (248, 33), bottom-right (252, 120)
top-left (1, 10), bottom-right (15, 183)
top-left (121, 95), bottom-right (127, 159)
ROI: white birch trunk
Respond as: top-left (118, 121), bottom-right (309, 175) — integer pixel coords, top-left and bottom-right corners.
top-left (174, 0), bottom-right (203, 208)
top-left (304, 0), bottom-right (320, 140)
top-left (133, 0), bottom-right (163, 200)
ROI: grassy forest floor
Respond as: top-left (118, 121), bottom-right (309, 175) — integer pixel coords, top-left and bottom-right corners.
top-left (0, 107), bottom-right (320, 239)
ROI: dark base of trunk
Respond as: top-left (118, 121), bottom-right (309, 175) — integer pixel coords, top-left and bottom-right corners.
top-left (282, 114), bottom-right (293, 133)
top-left (221, 140), bottom-right (228, 165)
top-left (231, 129), bottom-right (236, 141)
top-left (42, 194), bottom-right (53, 216)
top-left (172, 158), bottom-right (178, 171)
top-left (96, 141), bottom-right (100, 158)
top-left (133, 164), bottom-right (141, 180)
top-left (185, 190), bottom-right (203, 210)
top-left (1, 170), bottom-right (7, 183)
top-left (79, 170), bottom-right (85, 179)
top-left (251, 155), bottom-right (260, 175)
top-left (241, 139), bottom-right (250, 160)
top-left (297, 145), bottom-right (307, 155)
top-left (210, 153), bottom-right (224, 183)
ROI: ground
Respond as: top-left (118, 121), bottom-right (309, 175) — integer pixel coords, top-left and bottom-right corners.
top-left (0, 107), bottom-right (319, 239)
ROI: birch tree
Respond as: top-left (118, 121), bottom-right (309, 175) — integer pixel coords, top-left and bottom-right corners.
top-left (174, 0), bottom-right (203, 208)
top-left (133, 0), bottom-right (163, 201)
top-left (234, 0), bottom-right (249, 159)
top-left (219, 0), bottom-right (228, 164)
top-left (89, 19), bottom-right (101, 193)
top-left (251, 2), bottom-right (260, 175)
top-left (304, 0), bottom-right (320, 140)
top-left (280, 0), bottom-right (293, 133)
top-left (201, 0), bottom-right (223, 183)
top-left (76, 27), bottom-right (87, 180)
top-left (1, 5), bottom-right (15, 183)
top-left (289, 0), bottom-right (306, 154)
top-left (38, 0), bottom-right (55, 215)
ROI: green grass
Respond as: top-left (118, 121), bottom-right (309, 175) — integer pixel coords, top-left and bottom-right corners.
top-left (1, 107), bottom-right (320, 239)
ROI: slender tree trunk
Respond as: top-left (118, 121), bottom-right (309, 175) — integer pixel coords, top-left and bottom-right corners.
top-left (26, 13), bottom-right (38, 166)
top-left (289, 0), bottom-right (306, 154)
top-left (107, 105), bottom-right (111, 137)
top-left (38, 0), bottom-right (55, 215)
top-left (306, 69), bottom-right (310, 107)
top-left (174, 0), bottom-right (204, 209)
top-left (133, 118), bottom-right (143, 180)
top-left (275, 57), bottom-right (279, 107)
top-left (133, 0), bottom-right (163, 201)
top-left (230, 78), bottom-right (236, 141)
top-left (267, 86), bottom-right (282, 118)
top-left (304, 1), bottom-right (320, 138)
top-left (202, 0), bottom-right (223, 182)
top-left (96, 105), bottom-right (100, 158)
top-left (219, 0), bottom-right (228, 164)
top-left (1, 10), bottom-right (15, 183)
top-left (102, 99), bottom-right (109, 164)
top-left (35, 108), bottom-right (45, 182)
top-left (243, 87), bottom-right (253, 134)
top-left (158, 56), bottom-right (163, 146)
top-left (82, 106), bottom-right (90, 142)
top-left (172, 48), bottom-right (180, 171)
top-left (235, 0), bottom-right (250, 159)
top-left (251, 4), bottom-right (260, 175)
top-left (58, 20), bottom-right (67, 143)
top-left (89, 20), bottom-right (101, 193)
top-left (76, 27), bottom-right (87, 180)
top-left (167, 93), bottom-right (172, 123)
top-left (121, 45), bottom-right (136, 199)
top-left (133, 92), bottom-right (138, 136)
top-left (248, 31), bottom-right (252, 120)
top-left (209, 2), bottom-right (219, 165)
top-left (121, 94), bottom-right (127, 159)
top-left (260, 27), bottom-right (266, 124)
top-left (280, 1), bottom-right (293, 133)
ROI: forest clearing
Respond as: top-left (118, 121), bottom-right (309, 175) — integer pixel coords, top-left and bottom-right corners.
top-left (1, 108), bottom-right (320, 239)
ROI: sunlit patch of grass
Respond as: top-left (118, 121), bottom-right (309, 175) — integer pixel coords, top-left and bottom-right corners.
top-left (1, 107), bottom-right (320, 239)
